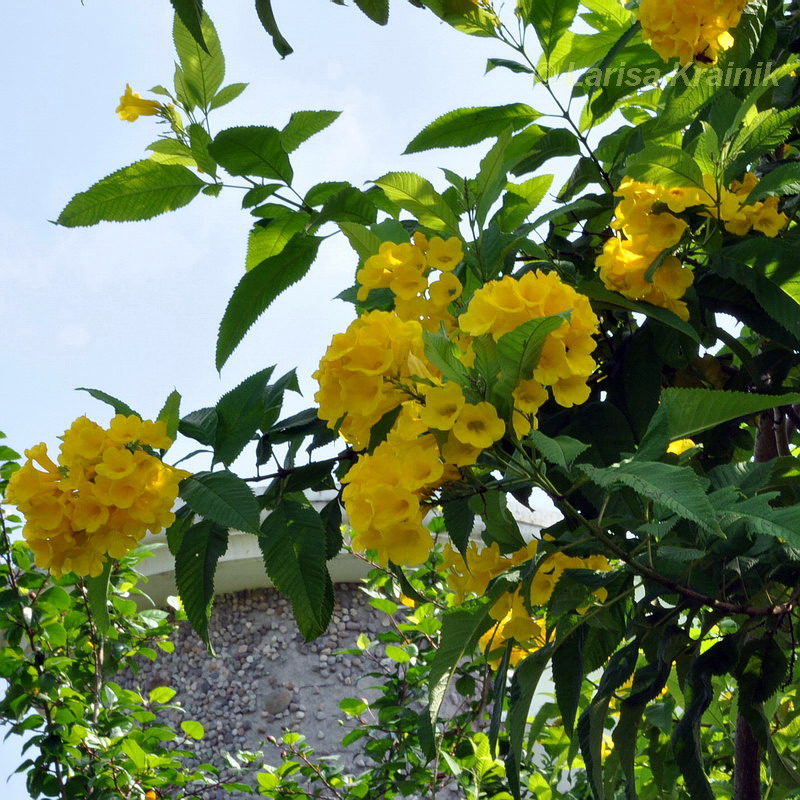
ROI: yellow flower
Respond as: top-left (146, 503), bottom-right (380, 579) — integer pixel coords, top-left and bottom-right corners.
top-left (667, 438), bottom-right (696, 455)
top-left (452, 402), bottom-right (505, 449)
top-left (425, 236), bottom-right (464, 271)
top-left (420, 382), bottom-right (465, 431)
top-left (116, 84), bottom-right (165, 122)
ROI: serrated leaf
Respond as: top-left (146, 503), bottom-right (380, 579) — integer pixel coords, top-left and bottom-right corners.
top-left (442, 495), bottom-right (475, 557)
top-left (496, 314), bottom-right (567, 390)
top-left (510, 127), bottom-right (582, 177)
top-left (157, 389), bottom-right (181, 444)
top-left (181, 719), bottom-right (205, 739)
top-left (428, 595), bottom-right (498, 724)
top-left (254, 0), bottom-right (293, 57)
top-left (485, 57), bottom-right (533, 75)
top-left (422, 330), bottom-right (470, 384)
top-left (216, 234), bottom-right (321, 369)
top-left (281, 110), bottom-right (341, 153)
top-left (338, 221), bottom-right (383, 260)
top-left (404, 104), bottom-right (541, 153)
top-left (173, 11), bottom-right (224, 108)
top-left (57, 161), bottom-right (205, 227)
top-left (84, 559), bottom-right (112, 636)
top-left (258, 500), bottom-right (333, 640)
top-left (374, 172), bottom-right (460, 235)
top-left (179, 407), bottom-right (218, 446)
top-left (527, 429), bottom-right (589, 470)
top-left (246, 213), bottom-right (311, 270)
top-left (209, 82), bottom-right (248, 110)
top-left (169, 0), bottom-right (207, 51)
top-left (313, 187), bottom-right (377, 227)
top-left (175, 520), bottom-right (228, 649)
top-left (579, 461), bottom-right (721, 535)
top-left (553, 619), bottom-right (586, 736)
top-left (494, 174), bottom-right (553, 232)
top-left (180, 470), bottom-right (261, 533)
top-left (188, 123), bottom-right (217, 177)
top-left (353, 0), bottom-right (389, 23)
top-left (208, 126), bottom-right (293, 183)
top-left (214, 366), bottom-right (276, 466)
top-left (520, 0), bottom-right (580, 61)
top-left (625, 145), bottom-right (704, 189)
top-left (75, 387), bottom-right (138, 419)
top-left (504, 647), bottom-right (552, 800)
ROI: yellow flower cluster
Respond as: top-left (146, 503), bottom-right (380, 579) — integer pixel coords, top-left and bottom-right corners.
top-left (314, 310), bottom-right (429, 449)
top-left (596, 174), bottom-right (787, 322)
top-left (317, 235), bottom-right (600, 566)
top-left (459, 270), bottom-right (600, 409)
top-left (357, 233), bottom-right (464, 333)
top-left (116, 84), bottom-right (167, 122)
top-left (4, 415), bottom-right (189, 578)
top-left (442, 541), bottom-right (610, 665)
top-left (596, 177), bottom-right (695, 321)
top-left (702, 172), bottom-right (788, 238)
top-left (638, 0), bottom-right (747, 65)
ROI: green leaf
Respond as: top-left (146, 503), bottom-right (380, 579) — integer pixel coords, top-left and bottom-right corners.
top-left (442, 495), bottom-right (475, 557)
top-left (180, 470), bottom-right (261, 533)
top-left (173, 11), bottom-right (224, 108)
top-left (485, 57), bottom-right (533, 75)
top-left (745, 163), bottom-right (800, 203)
top-left (312, 187), bottom-right (377, 227)
top-left (353, 0), bottom-right (389, 23)
top-left (338, 221), bottom-right (383, 260)
top-left (520, 0), bottom-right (580, 61)
top-left (254, 0), bottom-right (293, 57)
top-left (494, 174), bottom-right (553, 232)
top-left (208, 126), bottom-right (293, 183)
top-left (510, 127), bottom-right (581, 176)
top-left (477, 490), bottom-right (526, 551)
top-left (56, 161), bottom-right (205, 227)
top-left (175, 520), bottom-right (228, 649)
top-left (474, 129), bottom-right (513, 228)
top-left (187, 123), bottom-right (217, 177)
top-left (75, 387), bottom-right (139, 418)
top-left (649, 387), bottom-right (800, 443)
top-left (147, 137), bottom-right (196, 167)
top-left (181, 719), bottom-right (205, 739)
top-left (422, 330), bottom-right (470, 385)
top-left (553, 619), bottom-right (586, 736)
top-left (179, 407), bottom-right (218, 446)
top-left (157, 390), bottom-right (181, 444)
top-left (527, 430), bottom-right (589, 469)
top-left (374, 172), bottom-right (460, 235)
top-left (246, 213), bottom-right (311, 270)
top-left (84, 559), bottom-right (112, 636)
top-left (216, 234), bottom-right (321, 369)
top-left (404, 104), bottom-right (541, 153)
top-left (259, 500), bottom-right (333, 640)
top-left (428, 595), bottom-right (498, 724)
top-left (209, 81), bottom-right (248, 110)
top-left (504, 647), bottom-right (552, 800)
top-left (714, 238), bottom-right (800, 345)
top-left (149, 686), bottom-right (177, 704)
top-left (496, 314), bottom-right (567, 391)
top-left (625, 145), bottom-right (704, 189)
top-left (214, 366), bottom-right (276, 466)
top-left (578, 280), bottom-right (700, 342)
top-left (281, 110), bottom-right (341, 153)
top-left (579, 461), bottom-right (721, 536)
top-left (169, 0), bottom-right (207, 52)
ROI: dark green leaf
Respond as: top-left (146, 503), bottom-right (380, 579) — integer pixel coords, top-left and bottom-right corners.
top-left (353, 0), bottom-right (389, 24)
top-left (179, 407), bottom-right (218, 446)
top-left (496, 314), bottom-right (567, 391)
top-left (216, 234), bottom-right (322, 369)
top-left (214, 366), bottom-right (276, 466)
top-left (442, 495), bottom-right (475, 558)
top-left (169, 0), bottom-right (206, 52)
top-left (75, 388), bottom-right (138, 418)
top-left (209, 82), bottom-right (248, 110)
top-left (404, 104), bottom-right (541, 153)
top-left (84, 559), bottom-right (112, 636)
top-left (422, 330), bottom-right (470, 384)
top-left (259, 500), bottom-right (333, 640)
top-left (254, 0), bottom-right (293, 57)
top-left (520, 0), bottom-right (580, 61)
top-left (527, 429), bottom-right (589, 469)
top-left (246, 213), bottom-right (311, 270)
top-left (57, 161), bottom-right (205, 227)
top-left (553, 619), bottom-right (586, 735)
top-left (175, 520), bottom-right (229, 649)
top-left (180, 470), bottom-right (261, 533)
top-left (281, 110), bottom-right (341, 153)
top-left (209, 126), bottom-right (293, 182)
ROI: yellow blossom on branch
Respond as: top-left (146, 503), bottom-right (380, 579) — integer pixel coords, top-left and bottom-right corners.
top-left (116, 84), bottom-right (166, 122)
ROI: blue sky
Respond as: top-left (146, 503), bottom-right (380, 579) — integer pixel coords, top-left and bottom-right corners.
top-left (1, 0), bottom-right (562, 791)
